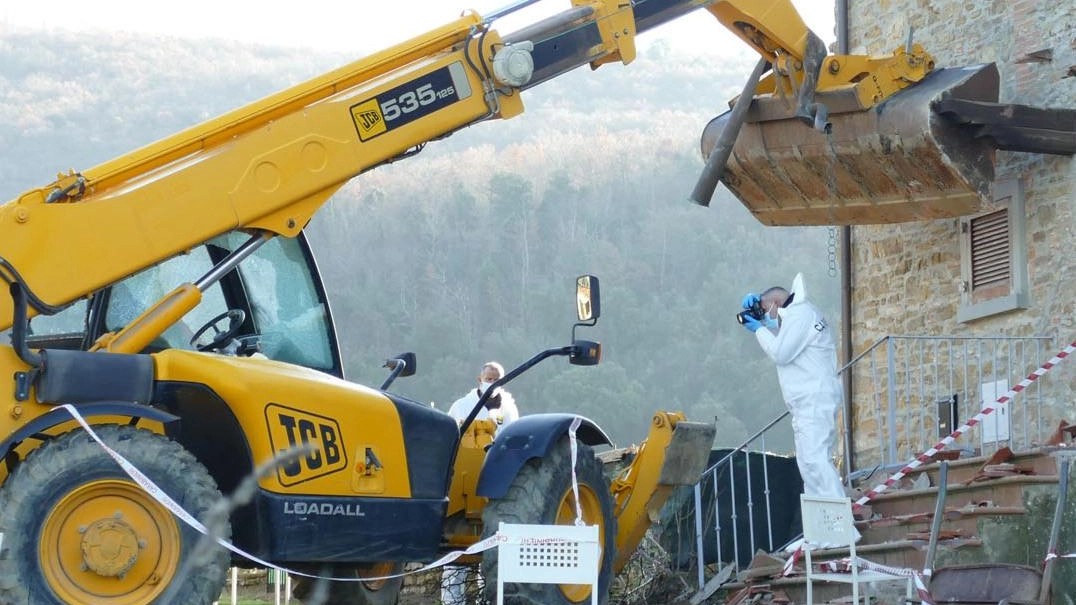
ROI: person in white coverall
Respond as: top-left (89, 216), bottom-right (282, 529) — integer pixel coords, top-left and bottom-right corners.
top-left (741, 273), bottom-right (846, 500)
top-left (446, 361), bottom-right (520, 429)
top-left (441, 361), bottom-right (519, 605)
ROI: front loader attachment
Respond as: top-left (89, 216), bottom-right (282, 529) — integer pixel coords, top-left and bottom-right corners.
top-left (608, 413), bottom-right (715, 574)
top-left (702, 63), bottom-right (1000, 226)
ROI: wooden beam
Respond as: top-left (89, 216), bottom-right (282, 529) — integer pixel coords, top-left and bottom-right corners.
top-left (934, 98), bottom-right (1076, 155)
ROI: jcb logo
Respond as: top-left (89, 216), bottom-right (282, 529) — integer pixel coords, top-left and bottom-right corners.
top-left (265, 404), bottom-right (348, 486)
top-left (350, 99), bottom-right (387, 141)
top-left (357, 111), bottom-right (381, 130)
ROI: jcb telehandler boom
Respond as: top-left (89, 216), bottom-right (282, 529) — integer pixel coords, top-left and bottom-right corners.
top-left (0, 0), bottom-right (999, 604)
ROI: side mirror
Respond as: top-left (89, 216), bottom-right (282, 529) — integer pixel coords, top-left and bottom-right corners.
top-left (571, 275), bottom-right (601, 366)
top-left (576, 275), bottom-right (600, 322)
top-left (388, 352), bottom-right (417, 377)
top-left (380, 352), bottom-right (417, 390)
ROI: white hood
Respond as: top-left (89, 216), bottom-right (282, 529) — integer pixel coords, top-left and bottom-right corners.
top-left (788, 272), bottom-right (807, 306)
top-left (777, 272), bottom-right (808, 320)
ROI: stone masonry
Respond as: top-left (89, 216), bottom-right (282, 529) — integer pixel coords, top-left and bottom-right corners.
top-left (844, 1), bottom-right (1075, 468)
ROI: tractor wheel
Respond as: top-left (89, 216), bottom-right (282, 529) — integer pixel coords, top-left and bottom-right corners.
top-left (0, 424), bottom-right (229, 605)
top-left (481, 437), bottom-right (616, 605)
top-left (291, 562), bottom-right (403, 605)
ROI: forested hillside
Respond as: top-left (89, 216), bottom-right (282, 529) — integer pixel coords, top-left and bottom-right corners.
top-left (0, 27), bottom-right (840, 447)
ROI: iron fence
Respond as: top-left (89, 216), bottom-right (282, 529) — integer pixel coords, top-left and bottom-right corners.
top-left (845, 335), bottom-right (1059, 473)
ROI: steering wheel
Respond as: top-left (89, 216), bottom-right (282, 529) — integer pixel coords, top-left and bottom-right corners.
top-left (190, 309), bottom-right (246, 352)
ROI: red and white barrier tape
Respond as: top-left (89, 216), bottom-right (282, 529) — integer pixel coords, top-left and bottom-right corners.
top-left (823, 557), bottom-right (934, 604)
top-left (852, 341), bottom-right (1075, 512)
top-left (781, 547), bottom-right (800, 576)
top-left (785, 551), bottom-right (934, 604)
top-left (59, 404), bottom-right (594, 583)
top-left (1045, 550), bottom-right (1076, 562)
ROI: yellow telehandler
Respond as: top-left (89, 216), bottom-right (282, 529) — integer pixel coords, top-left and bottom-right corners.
top-left (0, 0), bottom-right (1003, 603)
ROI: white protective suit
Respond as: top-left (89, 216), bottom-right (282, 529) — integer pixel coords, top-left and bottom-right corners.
top-left (446, 388), bottom-right (519, 427)
top-left (754, 273), bottom-right (846, 499)
top-left (441, 385), bottom-right (518, 605)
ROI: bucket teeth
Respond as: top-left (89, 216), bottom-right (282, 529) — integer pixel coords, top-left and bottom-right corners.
top-left (702, 63), bottom-right (1000, 226)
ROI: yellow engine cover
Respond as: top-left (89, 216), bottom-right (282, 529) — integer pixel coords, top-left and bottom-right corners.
top-left (153, 350), bottom-right (413, 498)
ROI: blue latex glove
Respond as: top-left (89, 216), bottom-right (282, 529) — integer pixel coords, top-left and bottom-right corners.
top-left (742, 314), bottom-right (764, 333)
top-left (741, 293), bottom-right (760, 310)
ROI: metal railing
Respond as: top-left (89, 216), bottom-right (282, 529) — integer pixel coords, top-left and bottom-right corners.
top-left (844, 335), bottom-right (1059, 473)
top-left (682, 333), bottom-right (1066, 590)
top-left (678, 411), bottom-right (794, 588)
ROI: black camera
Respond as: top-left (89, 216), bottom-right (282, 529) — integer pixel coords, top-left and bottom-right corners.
top-left (736, 300), bottom-right (766, 325)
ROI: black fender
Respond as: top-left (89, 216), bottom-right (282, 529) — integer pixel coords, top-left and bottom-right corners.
top-left (476, 413), bottom-right (612, 499)
top-left (153, 381), bottom-right (266, 557)
top-left (0, 401), bottom-right (180, 459)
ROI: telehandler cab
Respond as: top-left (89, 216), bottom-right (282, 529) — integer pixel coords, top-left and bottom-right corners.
top-left (0, 0), bottom-right (1008, 603)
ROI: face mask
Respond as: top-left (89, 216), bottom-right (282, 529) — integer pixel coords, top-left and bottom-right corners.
top-left (762, 304), bottom-right (779, 330)
top-left (478, 381), bottom-right (495, 394)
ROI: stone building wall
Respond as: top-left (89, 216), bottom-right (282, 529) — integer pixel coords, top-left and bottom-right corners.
top-left (844, 0), bottom-right (1076, 468)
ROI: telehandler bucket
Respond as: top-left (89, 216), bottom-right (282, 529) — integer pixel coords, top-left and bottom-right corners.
top-left (656, 421), bottom-right (717, 486)
top-left (701, 63), bottom-right (1000, 226)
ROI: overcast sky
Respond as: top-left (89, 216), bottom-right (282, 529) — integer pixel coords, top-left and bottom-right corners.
top-left (1, 1), bottom-right (836, 57)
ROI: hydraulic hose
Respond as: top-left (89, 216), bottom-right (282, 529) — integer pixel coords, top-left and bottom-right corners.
top-left (9, 282), bottom-right (43, 367)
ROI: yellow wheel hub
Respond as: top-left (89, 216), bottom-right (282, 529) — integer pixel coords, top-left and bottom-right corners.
top-left (80, 517), bottom-right (140, 577)
top-left (554, 484), bottom-right (605, 603)
top-left (40, 479), bottom-right (181, 605)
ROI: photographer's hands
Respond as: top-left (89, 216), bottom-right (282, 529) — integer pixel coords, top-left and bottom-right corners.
top-left (741, 314), bottom-right (764, 333)
top-left (741, 291), bottom-right (782, 332)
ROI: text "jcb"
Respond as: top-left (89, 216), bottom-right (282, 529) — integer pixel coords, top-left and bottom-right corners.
top-left (266, 404), bottom-right (348, 486)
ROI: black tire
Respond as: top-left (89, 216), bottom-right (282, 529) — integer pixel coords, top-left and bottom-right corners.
top-left (481, 437), bottom-right (616, 605)
top-left (0, 424), bottom-right (229, 605)
top-left (291, 562), bottom-right (403, 605)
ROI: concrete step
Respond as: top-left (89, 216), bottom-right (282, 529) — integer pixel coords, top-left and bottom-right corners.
top-left (716, 572), bottom-right (913, 604)
top-left (857, 504), bottom-right (1025, 544)
top-left (854, 448), bottom-right (1060, 491)
top-left (737, 538), bottom-right (983, 581)
top-left (716, 538), bottom-right (983, 604)
top-left (862, 474), bottom-right (1059, 519)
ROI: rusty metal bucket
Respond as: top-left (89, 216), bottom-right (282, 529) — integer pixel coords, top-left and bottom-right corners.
top-left (928, 563), bottom-right (1045, 605)
top-left (700, 63), bottom-right (1000, 226)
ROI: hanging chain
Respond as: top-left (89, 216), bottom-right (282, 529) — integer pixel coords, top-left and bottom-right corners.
top-left (827, 226), bottom-right (838, 278)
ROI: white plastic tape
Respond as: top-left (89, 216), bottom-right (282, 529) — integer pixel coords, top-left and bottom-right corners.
top-left (568, 416), bottom-right (583, 525)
